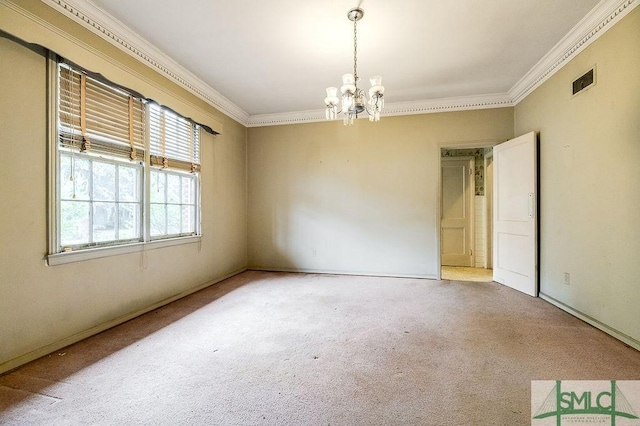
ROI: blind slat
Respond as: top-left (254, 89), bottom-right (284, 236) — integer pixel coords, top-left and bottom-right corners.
top-left (60, 132), bottom-right (144, 161)
top-left (59, 63), bottom-right (198, 170)
top-left (84, 110), bottom-right (144, 143)
top-left (58, 64), bottom-right (145, 160)
top-left (149, 103), bottom-right (200, 171)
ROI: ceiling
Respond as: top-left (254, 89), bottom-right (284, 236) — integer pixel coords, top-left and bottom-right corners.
top-left (75, 0), bottom-right (603, 122)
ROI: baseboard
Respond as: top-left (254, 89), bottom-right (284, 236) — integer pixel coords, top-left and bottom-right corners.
top-left (248, 266), bottom-right (438, 280)
top-left (539, 292), bottom-right (640, 352)
top-left (0, 267), bottom-right (248, 376)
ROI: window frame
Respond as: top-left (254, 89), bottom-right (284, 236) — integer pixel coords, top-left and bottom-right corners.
top-left (47, 54), bottom-right (202, 266)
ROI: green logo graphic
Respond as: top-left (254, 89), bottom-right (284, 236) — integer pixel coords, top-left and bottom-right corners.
top-left (533, 380), bottom-right (639, 425)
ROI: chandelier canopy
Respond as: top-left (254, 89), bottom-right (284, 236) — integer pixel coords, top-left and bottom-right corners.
top-left (324, 7), bottom-right (385, 125)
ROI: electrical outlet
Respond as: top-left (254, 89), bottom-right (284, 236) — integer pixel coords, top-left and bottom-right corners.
top-left (312, 249), bottom-right (317, 258)
top-left (563, 272), bottom-right (570, 286)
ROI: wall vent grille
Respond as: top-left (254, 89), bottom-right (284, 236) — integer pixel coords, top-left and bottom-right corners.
top-left (572, 67), bottom-right (596, 96)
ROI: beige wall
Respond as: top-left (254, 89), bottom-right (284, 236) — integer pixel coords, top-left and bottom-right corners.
top-left (515, 8), bottom-right (640, 343)
top-left (0, 35), bottom-right (247, 373)
top-left (248, 109), bottom-right (514, 277)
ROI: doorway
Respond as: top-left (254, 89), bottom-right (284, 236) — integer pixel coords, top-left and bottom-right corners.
top-left (438, 132), bottom-right (538, 296)
top-left (440, 147), bottom-right (493, 282)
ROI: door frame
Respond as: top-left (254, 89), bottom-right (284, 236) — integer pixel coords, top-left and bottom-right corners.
top-left (484, 150), bottom-right (494, 269)
top-left (436, 140), bottom-right (502, 280)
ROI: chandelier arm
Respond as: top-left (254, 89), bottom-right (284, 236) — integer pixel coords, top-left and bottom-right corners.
top-left (364, 93), bottom-right (384, 117)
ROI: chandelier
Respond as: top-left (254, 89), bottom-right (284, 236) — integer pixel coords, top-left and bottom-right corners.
top-left (324, 7), bottom-right (385, 125)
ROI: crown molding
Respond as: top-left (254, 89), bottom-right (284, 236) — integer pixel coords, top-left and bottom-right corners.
top-left (38, 0), bottom-right (638, 128)
top-left (382, 93), bottom-right (514, 117)
top-left (247, 93), bottom-right (513, 127)
top-left (509, 0), bottom-right (637, 104)
top-left (40, 0), bottom-right (251, 126)
top-left (248, 110), bottom-right (327, 128)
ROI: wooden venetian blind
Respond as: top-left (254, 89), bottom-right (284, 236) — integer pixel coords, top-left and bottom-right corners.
top-left (149, 103), bottom-right (201, 173)
top-left (58, 64), bottom-right (145, 161)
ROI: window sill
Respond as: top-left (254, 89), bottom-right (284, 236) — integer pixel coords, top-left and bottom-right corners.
top-left (46, 235), bottom-right (202, 266)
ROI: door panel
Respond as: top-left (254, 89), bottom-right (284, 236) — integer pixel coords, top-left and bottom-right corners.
top-left (493, 132), bottom-right (538, 296)
top-left (442, 228), bottom-right (465, 254)
top-left (441, 158), bottom-right (473, 267)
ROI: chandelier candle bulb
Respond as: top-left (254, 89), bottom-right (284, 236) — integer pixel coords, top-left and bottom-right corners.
top-left (325, 87), bottom-right (339, 120)
top-left (326, 87), bottom-right (338, 99)
top-left (325, 87), bottom-right (339, 106)
top-left (340, 74), bottom-right (356, 95)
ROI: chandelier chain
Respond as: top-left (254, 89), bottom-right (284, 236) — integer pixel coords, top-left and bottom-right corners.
top-left (353, 18), bottom-right (358, 88)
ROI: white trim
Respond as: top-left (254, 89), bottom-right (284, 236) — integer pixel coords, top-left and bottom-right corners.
top-left (509, 0), bottom-right (637, 104)
top-left (469, 158), bottom-right (475, 268)
top-left (47, 235), bottom-right (202, 266)
top-left (0, 267), bottom-right (248, 375)
top-left (483, 152), bottom-right (494, 270)
top-left (247, 93), bottom-right (514, 127)
top-left (540, 292), bottom-right (640, 352)
top-left (382, 93), bottom-right (513, 117)
top-left (247, 108), bottom-right (326, 128)
top-left (36, 0), bottom-right (638, 126)
top-left (47, 51), bottom-right (58, 255)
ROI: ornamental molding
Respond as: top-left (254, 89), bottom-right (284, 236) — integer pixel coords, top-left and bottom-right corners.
top-left (41, 0), bottom-right (250, 125)
top-left (509, 0), bottom-right (637, 104)
top-left (247, 94), bottom-right (513, 127)
top-left (38, 0), bottom-right (639, 128)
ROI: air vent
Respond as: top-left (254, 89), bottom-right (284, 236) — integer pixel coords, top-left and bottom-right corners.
top-left (572, 66), bottom-right (596, 96)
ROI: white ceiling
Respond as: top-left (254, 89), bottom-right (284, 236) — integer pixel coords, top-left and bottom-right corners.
top-left (77, 0), bottom-right (603, 120)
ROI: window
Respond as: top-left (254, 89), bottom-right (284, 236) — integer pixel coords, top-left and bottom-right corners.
top-left (59, 154), bottom-right (142, 246)
top-left (50, 60), bottom-right (201, 261)
top-left (150, 169), bottom-right (197, 238)
top-left (148, 103), bottom-right (200, 239)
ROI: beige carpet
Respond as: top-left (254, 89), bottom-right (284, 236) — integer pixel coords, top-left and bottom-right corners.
top-left (1, 271), bottom-right (639, 425)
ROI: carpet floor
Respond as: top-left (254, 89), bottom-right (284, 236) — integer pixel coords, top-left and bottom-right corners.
top-left (1, 271), bottom-right (639, 425)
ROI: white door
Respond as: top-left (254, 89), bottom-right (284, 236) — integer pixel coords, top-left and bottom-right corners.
top-left (493, 131), bottom-right (538, 296)
top-left (441, 158), bottom-right (473, 267)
